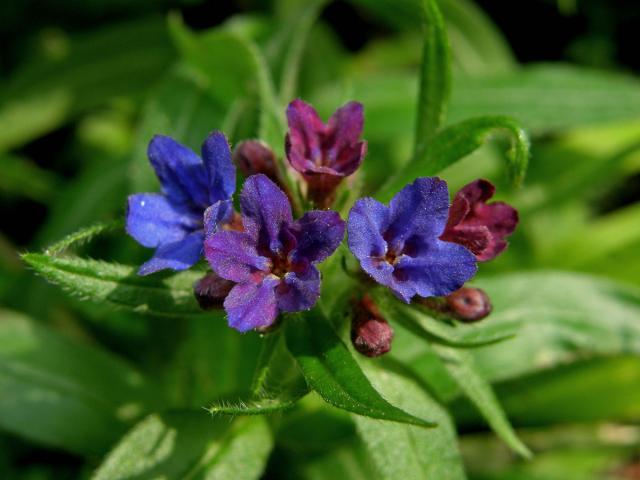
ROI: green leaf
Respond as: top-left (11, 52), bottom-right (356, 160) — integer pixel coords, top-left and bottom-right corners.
top-left (354, 359), bottom-right (466, 479)
top-left (434, 346), bottom-right (531, 458)
top-left (449, 64), bottom-right (640, 132)
top-left (0, 153), bottom-right (61, 202)
top-left (413, 0), bottom-right (451, 151)
top-left (314, 64), bottom-right (640, 144)
top-left (209, 332), bottom-right (309, 416)
top-left (284, 309), bottom-right (436, 427)
top-left (439, 0), bottom-right (515, 74)
top-left (22, 253), bottom-right (203, 317)
top-left (378, 115), bottom-right (529, 201)
top-left (471, 271), bottom-right (640, 383)
top-left (44, 220), bottom-right (123, 256)
top-left (457, 356), bottom-right (640, 428)
top-left (0, 17), bottom-right (174, 151)
top-left (379, 293), bottom-right (520, 347)
top-left (164, 314), bottom-right (263, 408)
top-left (93, 412), bottom-right (272, 480)
top-left (0, 310), bottom-right (158, 455)
top-left (272, 0), bottom-right (328, 101)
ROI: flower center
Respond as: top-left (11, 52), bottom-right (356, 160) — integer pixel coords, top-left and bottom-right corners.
top-left (384, 248), bottom-right (400, 266)
top-left (271, 252), bottom-right (291, 278)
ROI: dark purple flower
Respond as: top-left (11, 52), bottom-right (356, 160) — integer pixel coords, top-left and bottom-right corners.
top-left (204, 174), bottom-right (345, 332)
top-left (285, 99), bottom-right (367, 207)
top-left (126, 132), bottom-right (236, 275)
top-left (347, 177), bottom-right (477, 303)
top-left (440, 179), bottom-right (518, 262)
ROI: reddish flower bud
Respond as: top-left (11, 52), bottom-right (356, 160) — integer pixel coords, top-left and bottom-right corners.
top-left (440, 179), bottom-right (518, 262)
top-left (193, 272), bottom-right (234, 310)
top-left (445, 287), bottom-right (492, 322)
top-left (233, 140), bottom-right (279, 181)
top-left (351, 295), bottom-right (394, 357)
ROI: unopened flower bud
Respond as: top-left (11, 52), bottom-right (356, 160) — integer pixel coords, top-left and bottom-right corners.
top-left (233, 140), bottom-right (279, 181)
top-left (193, 272), bottom-right (234, 310)
top-left (445, 287), bottom-right (492, 322)
top-left (351, 295), bottom-right (394, 357)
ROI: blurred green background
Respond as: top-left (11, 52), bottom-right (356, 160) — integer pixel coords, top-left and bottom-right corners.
top-left (1, 0), bottom-right (640, 478)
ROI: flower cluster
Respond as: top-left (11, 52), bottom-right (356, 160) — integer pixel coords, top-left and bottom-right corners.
top-left (126, 99), bottom-right (519, 345)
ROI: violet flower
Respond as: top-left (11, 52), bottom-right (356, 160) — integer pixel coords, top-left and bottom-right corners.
top-left (285, 99), bottom-right (367, 207)
top-left (440, 179), bottom-right (518, 262)
top-left (347, 177), bottom-right (477, 303)
top-left (126, 132), bottom-right (235, 275)
top-left (204, 174), bottom-right (345, 332)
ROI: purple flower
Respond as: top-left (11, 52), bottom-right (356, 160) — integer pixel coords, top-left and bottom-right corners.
top-left (440, 179), bottom-right (519, 262)
top-left (347, 177), bottom-right (477, 303)
top-left (126, 132), bottom-right (235, 275)
top-left (204, 174), bottom-right (345, 332)
top-left (285, 99), bottom-right (367, 207)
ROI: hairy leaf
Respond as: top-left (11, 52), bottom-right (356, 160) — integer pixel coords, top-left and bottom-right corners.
top-left (285, 309), bottom-right (436, 427)
top-left (0, 310), bottom-right (158, 455)
top-left (209, 332), bottom-right (309, 416)
top-left (378, 115), bottom-right (529, 201)
top-left (471, 271), bottom-right (640, 383)
top-left (22, 253), bottom-right (203, 317)
top-left (413, 0), bottom-right (451, 150)
top-left (93, 413), bottom-right (272, 480)
top-left (434, 346), bottom-right (531, 458)
top-left (354, 360), bottom-right (465, 479)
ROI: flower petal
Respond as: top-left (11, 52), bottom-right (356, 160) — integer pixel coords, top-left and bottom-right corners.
top-left (240, 174), bottom-right (293, 254)
top-left (395, 240), bottom-right (477, 298)
top-left (203, 200), bottom-right (235, 238)
top-left (126, 193), bottom-right (199, 248)
top-left (286, 99), bottom-right (324, 156)
top-left (347, 197), bottom-right (390, 260)
top-left (386, 177), bottom-right (449, 252)
top-left (201, 131), bottom-right (236, 203)
top-left (147, 135), bottom-right (208, 208)
top-left (441, 224), bottom-right (492, 258)
top-left (277, 266), bottom-right (321, 312)
top-left (326, 101), bottom-right (364, 154)
top-left (138, 231), bottom-right (204, 275)
top-left (205, 230), bottom-right (270, 282)
top-left (332, 140), bottom-right (367, 176)
top-left (290, 210), bottom-right (345, 264)
top-left (224, 276), bottom-right (280, 332)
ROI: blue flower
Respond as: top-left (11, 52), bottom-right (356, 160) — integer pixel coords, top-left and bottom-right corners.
top-left (347, 177), bottom-right (477, 303)
top-left (204, 174), bottom-right (345, 332)
top-left (126, 132), bottom-right (236, 275)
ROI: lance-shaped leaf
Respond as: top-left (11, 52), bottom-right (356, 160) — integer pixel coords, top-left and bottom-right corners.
top-left (378, 115), bottom-right (529, 201)
top-left (354, 358), bottom-right (466, 479)
top-left (379, 293), bottom-right (520, 347)
top-left (93, 413), bottom-right (272, 480)
top-left (22, 253), bottom-right (203, 317)
top-left (434, 345), bottom-right (531, 458)
top-left (413, 0), bottom-right (451, 152)
top-left (284, 309), bottom-right (436, 427)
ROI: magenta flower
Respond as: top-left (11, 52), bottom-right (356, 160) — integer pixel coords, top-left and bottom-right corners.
top-left (285, 99), bottom-right (367, 207)
top-left (347, 177), bottom-right (477, 303)
top-left (204, 174), bottom-right (345, 332)
top-left (440, 179), bottom-right (518, 262)
top-left (126, 132), bottom-right (235, 275)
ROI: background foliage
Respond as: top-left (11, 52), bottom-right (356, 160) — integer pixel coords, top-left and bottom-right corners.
top-left (2, 0), bottom-right (640, 478)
